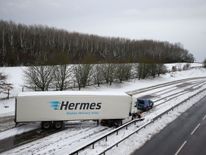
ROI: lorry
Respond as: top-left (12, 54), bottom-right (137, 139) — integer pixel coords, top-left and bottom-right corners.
top-left (15, 91), bottom-right (135, 129)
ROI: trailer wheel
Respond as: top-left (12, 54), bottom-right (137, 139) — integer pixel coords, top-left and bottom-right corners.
top-left (114, 119), bottom-right (122, 127)
top-left (53, 121), bottom-right (64, 129)
top-left (41, 121), bottom-right (52, 129)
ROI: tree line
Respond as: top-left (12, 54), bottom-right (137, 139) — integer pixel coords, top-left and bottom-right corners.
top-left (0, 20), bottom-right (194, 66)
top-left (24, 63), bottom-right (167, 91)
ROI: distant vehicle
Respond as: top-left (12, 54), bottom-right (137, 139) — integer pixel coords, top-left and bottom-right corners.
top-left (136, 99), bottom-right (154, 111)
top-left (15, 91), bottom-right (142, 129)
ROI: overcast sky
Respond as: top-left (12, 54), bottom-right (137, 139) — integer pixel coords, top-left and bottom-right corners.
top-left (0, 0), bottom-right (206, 62)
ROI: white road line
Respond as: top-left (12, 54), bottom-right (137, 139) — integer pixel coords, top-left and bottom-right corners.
top-left (175, 140), bottom-right (187, 155)
top-left (190, 123), bottom-right (201, 135)
top-left (202, 114), bottom-right (206, 120)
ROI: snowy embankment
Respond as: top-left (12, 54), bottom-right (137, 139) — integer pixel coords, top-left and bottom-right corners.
top-left (0, 63), bottom-right (205, 155)
top-left (0, 63), bottom-right (205, 117)
top-left (2, 72), bottom-right (206, 155)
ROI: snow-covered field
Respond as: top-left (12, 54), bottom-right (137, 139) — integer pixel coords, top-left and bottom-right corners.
top-left (0, 63), bottom-right (203, 97)
top-left (0, 63), bottom-right (206, 155)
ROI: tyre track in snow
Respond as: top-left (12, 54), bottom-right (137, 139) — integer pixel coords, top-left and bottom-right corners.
top-left (0, 78), bottom-right (206, 154)
top-left (140, 81), bottom-right (206, 119)
top-left (153, 81), bottom-right (206, 104)
top-left (1, 78), bottom-right (205, 132)
top-left (127, 77), bottom-right (206, 96)
top-left (150, 80), bottom-right (203, 98)
top-left (134, 80), bottom-right (206, 108)
top-left (55, 79), bottom-right (206, 155)
top-left (0, 127), bottom-right (59, 153)
top-left (2, 125), bottom-right (111, 155)
top-left (77, 82), bottom-right (206, 155)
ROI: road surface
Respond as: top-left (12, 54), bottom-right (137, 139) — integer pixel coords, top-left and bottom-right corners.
top-left (132, 95), bottom-right (206, 155)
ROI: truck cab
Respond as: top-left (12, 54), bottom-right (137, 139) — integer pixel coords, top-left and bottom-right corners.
top-left (136, 99), bottom-right (154, 111)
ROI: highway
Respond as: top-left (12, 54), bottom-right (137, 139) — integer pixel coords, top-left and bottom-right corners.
top-left (132, 95), bottom-right (206, 155)
top-left (1, 78), bottom-right (206, 154)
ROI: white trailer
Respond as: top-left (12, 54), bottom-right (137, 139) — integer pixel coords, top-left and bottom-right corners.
top-left (15, 91), bottom-right (132, 129)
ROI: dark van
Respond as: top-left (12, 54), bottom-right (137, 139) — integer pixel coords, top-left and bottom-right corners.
top-left (136, 99), bottom-right (154, 111)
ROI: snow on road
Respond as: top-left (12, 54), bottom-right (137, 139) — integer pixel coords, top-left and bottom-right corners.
top-left (2, 75), bottom-right (206, 155)
top-left (78, 81), bottom-right (206, 155)
top-left (0, 98), bottom-right (15, 117)
top-left (0, 123), bottom-right (40, 141)
top-left (109, 88), bottom-right (206, 155)
top-left (2, 124), bottom-right (112, 155)
top-left (0, 64), bottom-right (206, 155)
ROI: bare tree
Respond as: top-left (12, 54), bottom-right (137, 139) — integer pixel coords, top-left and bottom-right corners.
top-left (102, 64), bottom-right (116, 85)
top-left (73, 64), bottom-right (93, 90)
top-left (124, 64), bottom-right (132, 80)
top-left (115, 64), bottom-right (132, 83)
top-left (183, 63), bottom-right (190, 70)
top-left (0, 73), bottom-right (7, 89)
top-left (203, 59), bottom-right (206, 68)
top-left (156, 64), bottom-right (167, 76)
top-left (93, 64), bottom-right (104, 87)
top-left (136, 63), bottom-right (165, 79)
top-left (24, 66), bottom-right (54, 91)
top-left (52, 65), bottom-right (73, 91)
top-left (136, 63), bottom-right (147, 80)
top-left (172, 66), bottom-right (177, 72)
top-left (0, 73), bottom-right (13, 98)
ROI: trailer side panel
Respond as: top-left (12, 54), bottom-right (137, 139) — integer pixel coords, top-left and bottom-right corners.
top-left (16, 91), bottom-right (131, 122)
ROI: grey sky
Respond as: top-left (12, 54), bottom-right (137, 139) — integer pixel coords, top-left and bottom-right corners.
top-left (0, 0), bottom-right (206, 61)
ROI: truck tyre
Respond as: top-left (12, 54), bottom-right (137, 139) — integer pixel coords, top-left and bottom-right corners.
top-left (41, 121), bottom-right (52, 129)
top-left (53, 121), bottom-right (64, 129)
top-left (114, 120), bottom-right (122, 127)
top-left (107, 120), bottom-right (113, 127)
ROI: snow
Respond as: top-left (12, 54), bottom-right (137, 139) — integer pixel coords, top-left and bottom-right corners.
top-left (1, 73), bottom-right (206, 155)
top-left (1, 67), bottom-right (205, 117)
top-left (165, 62), bottom-right (203, 71)
top-left (0, 123), bottom-right (40, 141)
top-left (0, 63), bottom-right (206, 155)
top-left (0, 98), bottom-right (15, 117)
top-left (0, 67), bottom-right (26, 97)
top-left (109, 89), bottom-right (206, 155)
top-left (0, 63), bottom-right (204, 98)
top-left (83, 68), bottom-right (206, 93)
top-left (77, 82), bottom-right (206, 155)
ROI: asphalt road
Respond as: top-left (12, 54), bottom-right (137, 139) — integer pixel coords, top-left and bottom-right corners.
top-left (131, 95), bottom-right (206, 155)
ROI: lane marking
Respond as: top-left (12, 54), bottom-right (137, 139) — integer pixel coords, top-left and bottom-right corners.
top-left (190, 123), bottom-right (201, 135)
top-left (175, 140), bottom-right (187, 155)
top-left (202, 114), bottom-right (206, 120)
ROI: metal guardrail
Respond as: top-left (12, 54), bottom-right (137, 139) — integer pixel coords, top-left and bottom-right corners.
top-left (69, 81), bottom-right (206, 155)
top-left (97, 88), bottom-right (206, 155)
top-left (69, 118), bottom-right (144, 155)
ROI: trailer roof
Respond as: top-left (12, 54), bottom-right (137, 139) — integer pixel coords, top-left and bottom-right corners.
top-left (18, 91), bottom-right (130, 97)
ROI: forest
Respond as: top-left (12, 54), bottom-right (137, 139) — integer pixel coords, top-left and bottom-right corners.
top-left (0, 20), bottom-right (194, 66)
